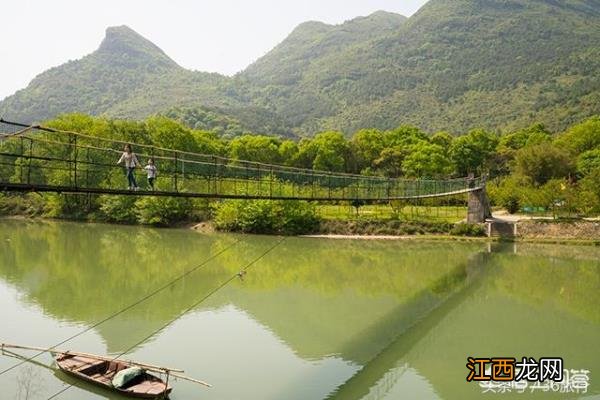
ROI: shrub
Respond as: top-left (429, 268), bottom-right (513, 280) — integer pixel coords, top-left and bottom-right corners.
top-left (213, 200), bottom-right (320, 235)
top-left (0, 193), bottom-right (47, 217)
top-left (514, 143), bottom-right (573, 185)
top-left (44, 194), bottom-right (95, 219)
top-left (504, 196), bottom-right (520, 214)
top-left (450, 223), bottom-right (486, 237)
top-left (135, 196), bottom-right (195, 226)
top-left (99, 195), bottom-right (138, 223)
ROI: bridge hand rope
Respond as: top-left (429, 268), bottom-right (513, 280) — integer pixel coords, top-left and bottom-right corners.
top-left (0, 237), bottom-right (244, 377)
top-left (44, 237), bottom-right (287, 400)
top-left (0, 119), bottom-right (485, 202)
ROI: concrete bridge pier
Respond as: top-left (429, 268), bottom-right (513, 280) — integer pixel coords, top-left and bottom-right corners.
top-left (467, 188), bottom-right (492, 223)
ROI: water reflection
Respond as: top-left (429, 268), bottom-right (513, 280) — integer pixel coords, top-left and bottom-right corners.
top-left (0, 219), bottom-right (598, 399)
top-left (331, 244), bottom-right (600, 400)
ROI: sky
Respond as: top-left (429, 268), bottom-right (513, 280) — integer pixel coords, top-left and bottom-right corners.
top-left (0, 0), bottom-right (429, 100)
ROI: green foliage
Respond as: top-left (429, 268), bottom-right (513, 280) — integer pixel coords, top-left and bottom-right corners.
top-left (555, 116), bottom-right (600, 154)
top-left (450, 223), bottom-right (486, 237)
top-left (431, 132), bottom-right (453, 151)
top-left (578, 169), bottom-right (600, 214)
top-left (44, 194), bottom-right (94, 219)
top-left (229, 135), bottom-right (283, 164)
top-left (499, 123), bottom-right (551, 151)
top-left (0, 193), bottom-right (47, 217)
top-left (402, 142), bottom-right (452, 178)
top-left (296, 131), bottom-right (350, 172)
top-left (488, 176), bottom-right (525, 213)
top-left (163, 106), bottom-right (245, 137)
top-left (449, 129), bottom-right (499, 175)
top-left (514, 143), bottom-right (574, 185)
top-left (576, 149), bottom-right (600, 176)
top-left (351, 129), bottom-right (386, 173)
top-left (145, 116), bottom-right (199, 152)
top-left (279, 140), bottom-right (299, 166)
top-left (213, 200), bottom-right (320, 235)
top-left (99, 195), bottom-right (138, 224)
top-left (135, 196), bottom-right (196, 226)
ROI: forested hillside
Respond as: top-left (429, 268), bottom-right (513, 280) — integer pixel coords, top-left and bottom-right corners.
top-left (239, 0), bottom-right (600, 134)
top-left (1, 0), bottom-right (600, 136)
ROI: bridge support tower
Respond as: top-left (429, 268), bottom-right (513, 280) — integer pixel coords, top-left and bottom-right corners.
top-left (467, 188), bottom-right (492, 223)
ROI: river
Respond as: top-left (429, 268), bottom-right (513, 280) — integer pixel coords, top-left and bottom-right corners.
top-left (0, 219), bottom-right (598, 399)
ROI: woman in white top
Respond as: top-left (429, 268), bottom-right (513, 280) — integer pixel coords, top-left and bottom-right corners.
top-left (117, 144), bottom-right (140, 190)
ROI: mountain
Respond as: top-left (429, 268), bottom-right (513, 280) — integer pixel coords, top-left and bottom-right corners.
top-left (240, 0), bottom-right (600, 134)
top-left (1, 1), bottom-right (600, 136)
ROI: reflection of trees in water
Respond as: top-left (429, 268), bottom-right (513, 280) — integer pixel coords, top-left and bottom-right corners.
top-left (0, 220), bottom-right (485, 319)
top-left (512, 242), bottom-right (600, 261)
top-left (489, 253), bottom-right (600, 323)
top-left (0, 220), bottom-right (486, 358)
top-left (329, 248), bottom-right (600, 400)
top-left (16, 366), bottom-right (45, 400)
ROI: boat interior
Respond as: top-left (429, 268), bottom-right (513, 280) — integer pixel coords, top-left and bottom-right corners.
top-left (56, 354), bottom-right (169, 395)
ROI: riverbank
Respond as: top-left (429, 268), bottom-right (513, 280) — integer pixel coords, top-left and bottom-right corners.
top-left (302, 234), bottom-right (600, 246)
top-left (3, 192), bottom-right (600, 243)
top-left (3, 215), bottom-right (599, 245)
top-left (516, 220), bottom-right (600, 239)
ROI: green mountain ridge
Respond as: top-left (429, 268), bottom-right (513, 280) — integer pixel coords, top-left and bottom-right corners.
top-left (96, 25), bottom-right (180, 69)
top-left (1, 1), bottom-right (600, 136)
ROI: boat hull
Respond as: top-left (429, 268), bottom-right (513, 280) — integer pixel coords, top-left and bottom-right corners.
top-left (55, 354), bottom-right (172, 399)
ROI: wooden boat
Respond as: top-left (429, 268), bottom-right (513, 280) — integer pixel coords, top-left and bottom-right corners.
top-left (54, 353), bottom-right (172, 399)
top-left (1, 343), bottom-right (211, 399)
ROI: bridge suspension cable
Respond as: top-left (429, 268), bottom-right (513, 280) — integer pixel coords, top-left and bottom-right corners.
top-left (0, 119), bottom-right (485, 201)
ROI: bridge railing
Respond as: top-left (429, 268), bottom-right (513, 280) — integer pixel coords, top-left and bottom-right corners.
top-left (0, 121), bottom-right (484, 201)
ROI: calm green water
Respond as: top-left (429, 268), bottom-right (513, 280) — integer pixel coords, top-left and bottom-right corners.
top-left (0, 219), bottom-right (598, 400)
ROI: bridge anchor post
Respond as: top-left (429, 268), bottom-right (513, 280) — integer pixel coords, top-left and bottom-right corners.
top-left (467, 188), bottom-right (492, 223)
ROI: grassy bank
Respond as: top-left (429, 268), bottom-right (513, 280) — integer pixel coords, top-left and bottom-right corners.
top-left (3, 194), bottom-right (599, 242)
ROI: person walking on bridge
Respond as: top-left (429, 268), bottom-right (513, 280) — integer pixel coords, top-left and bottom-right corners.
top-left (144, 158), bottom-right (157, 191)
top-left (117, 144), bottom-right (140, 190)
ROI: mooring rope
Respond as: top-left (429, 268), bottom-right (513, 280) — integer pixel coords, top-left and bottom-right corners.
top-left (0, 237), bottom-right (244, 377)
top-left (44, 237), bottom-right (286, 399)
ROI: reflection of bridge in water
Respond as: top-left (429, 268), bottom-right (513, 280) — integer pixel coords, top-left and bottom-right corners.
top-left (1, 222), bottom-right (598, 399)
top-left (327, 250), bottom-right (491, 400)
top-left (0, 119), bottom-right (491, 221)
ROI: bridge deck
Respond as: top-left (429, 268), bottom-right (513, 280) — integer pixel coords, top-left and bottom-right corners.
top-left (0, 182), bottom-right (483, 202)
top-left (0, 119), bottom-right (486, 203)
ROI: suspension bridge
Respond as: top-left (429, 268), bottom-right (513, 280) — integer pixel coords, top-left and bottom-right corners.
top-left (0, 119), bottom-right (491, 222)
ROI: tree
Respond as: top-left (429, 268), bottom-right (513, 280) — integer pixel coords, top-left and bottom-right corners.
top-left (576, 149), bottom-right (600, 176)
top-left (514, 143), bottom-right (574, 185)
top-left (279, 140), bottom-right (299, 166)
top-left (384, 126), bottom-right (428, 148)
top-left (351, 129), bottom-right (385, 173)
top-left (145, 116), bottom-right (198, 152)
top-left (449, 129), bottom-right (499, 175)
top-left (402, 142), bottom-right (452, 178)
top-left (555, 116), bottom-right (600, 154)
top-left (487, 175), bottom-right (528, 213)
top-left (430, 131), bottom-right (453, 151)
top-left (228, 135), bottom-right (282, 164)
top-left (374, 147), bottom-right (406, 178)
top-left (578, 168), bottom-right (600, 214)
top-left (499, 123), bottom-right (551, 150)
top-left (296, 131), bottom-right (350, 172)
top-left (191, 129), bottom-right (225, 156)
